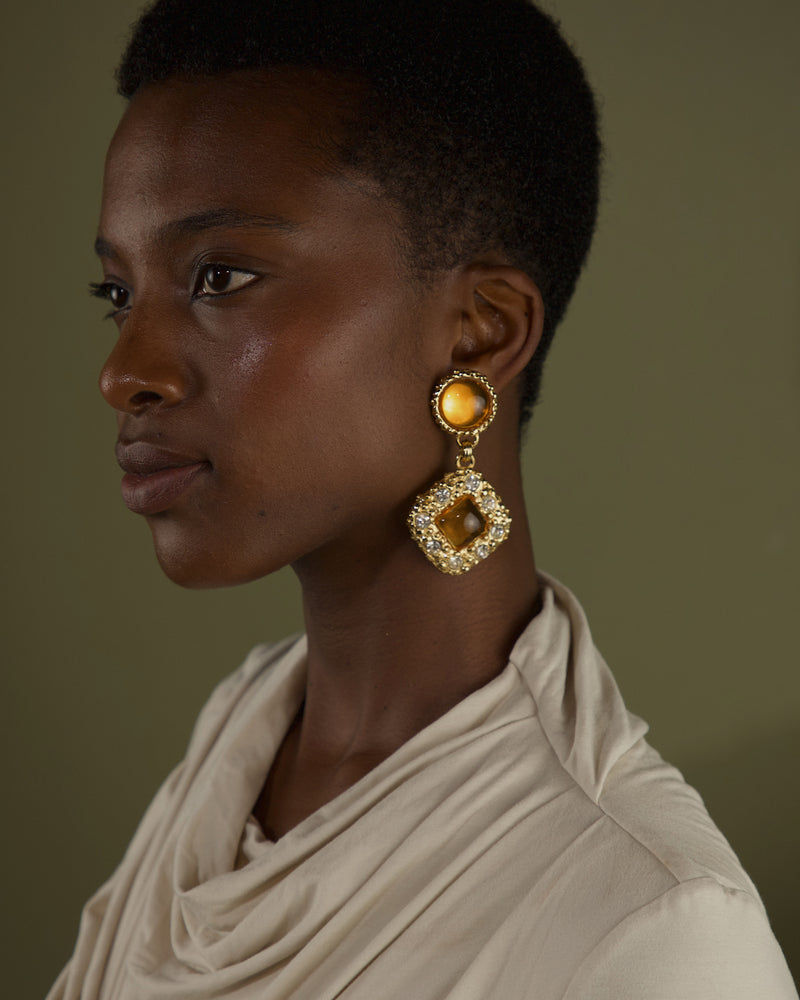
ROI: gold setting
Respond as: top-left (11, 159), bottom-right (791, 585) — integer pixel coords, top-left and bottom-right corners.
top-left (408, 370), bottom-right (510, 575)
top-left (408, 469), bottom-right (511, 575)
top-left (432, 370), bottom-right (497, 436)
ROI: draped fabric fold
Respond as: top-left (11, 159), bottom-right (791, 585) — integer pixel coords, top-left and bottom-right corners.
top-left (48, 575), bottom-right (797, 1000)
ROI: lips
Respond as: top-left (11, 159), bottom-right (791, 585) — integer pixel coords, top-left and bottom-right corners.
top-left (116, 441), bottom-right (210, 516)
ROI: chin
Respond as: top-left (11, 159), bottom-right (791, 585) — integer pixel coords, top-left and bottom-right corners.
top-left (154, 550), bottom-right (280, 590)
top-left (159, 563), bottom-right (232, 590)
top-left (149, 523), bottom-right (283, 590)
top-left (153, 545), bottom-right (225, 589)
top-left (149, 518), bottom-right (245, 590)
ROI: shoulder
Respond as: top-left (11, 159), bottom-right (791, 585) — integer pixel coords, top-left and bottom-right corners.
top-left (566, 735), bottom-right (798, 995)
top-left (597, 738), bottom-right (758, 894)
top-left (505, 576), bottom-right (796, 995)
top-left (512, 575), bottom-right (759, 896)
top-left (562, 877), bottom-right (798, 999)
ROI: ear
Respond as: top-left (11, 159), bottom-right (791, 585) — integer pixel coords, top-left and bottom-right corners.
top-left (451, 265), bottom-right (544, 393)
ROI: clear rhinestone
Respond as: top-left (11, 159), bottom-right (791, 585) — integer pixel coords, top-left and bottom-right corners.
top-left (415, 513), bottom-right (431, 529)
top-left (465, 473), bottom-right (481, 492)
top-left (476, 544), bottom-right (489, 559)
top-left (435, 487), bottom-right (451, 503)
top-left (425, 538), bottom-right (441, 553)
top-left (490, 523), bottom-right (505, 540)
top-left (482, 494), bottom-right (497, 511)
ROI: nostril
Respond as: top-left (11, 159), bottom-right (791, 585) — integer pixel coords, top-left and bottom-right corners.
top-left (98, 347), bottom-right (189, 413)
top-left (130, 389), bottom-right (165, 409)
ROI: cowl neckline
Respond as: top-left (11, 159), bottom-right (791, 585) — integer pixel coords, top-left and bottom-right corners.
top-left (128, 606), bottom-right (542, 997)
top-left (78, 573), bottom-right (650, 1000)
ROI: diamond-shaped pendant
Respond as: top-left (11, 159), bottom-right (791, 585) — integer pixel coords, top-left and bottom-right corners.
top-left (407, 469), bottom-right (511, 575)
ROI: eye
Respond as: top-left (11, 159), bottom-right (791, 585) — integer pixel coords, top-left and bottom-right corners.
top-left (89, 281), bottom-right (131, 313)
top-left (195, 265), bottom-right (258, 298)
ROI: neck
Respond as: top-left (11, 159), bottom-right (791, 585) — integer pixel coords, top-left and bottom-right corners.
top-left (291, 462), bottom-right (539, 762)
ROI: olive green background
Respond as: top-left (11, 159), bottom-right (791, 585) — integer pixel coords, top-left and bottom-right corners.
top-left (2, 1), bottom-right (798, 995)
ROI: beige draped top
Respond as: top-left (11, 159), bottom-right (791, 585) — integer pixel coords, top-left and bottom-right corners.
top-left (49, 575), bottom-right (797, 999)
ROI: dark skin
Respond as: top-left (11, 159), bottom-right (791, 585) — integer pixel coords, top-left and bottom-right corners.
top-left (97, 68), bottom-right (543, 840)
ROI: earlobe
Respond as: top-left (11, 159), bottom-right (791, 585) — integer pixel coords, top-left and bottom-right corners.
top-left (452, 266), bottom-right (544, 392)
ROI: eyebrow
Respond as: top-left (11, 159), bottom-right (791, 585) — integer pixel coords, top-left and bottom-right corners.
top-left (93, 208), bottom-right (300, 260)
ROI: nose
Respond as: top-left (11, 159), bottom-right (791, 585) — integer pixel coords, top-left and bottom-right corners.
top-left (99, 313), bottom-right (191, 414)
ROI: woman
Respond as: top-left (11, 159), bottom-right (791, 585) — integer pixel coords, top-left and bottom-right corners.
top-left (49, 0), bottom-right (796, 997)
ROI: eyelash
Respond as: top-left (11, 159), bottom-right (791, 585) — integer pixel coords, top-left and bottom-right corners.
top-left (88, 265), bottom-right (259, 318)
top-left (88, 281), bottom-right (129, 319)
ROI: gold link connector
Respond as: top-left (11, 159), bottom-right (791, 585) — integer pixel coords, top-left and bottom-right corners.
top-left (456, 448), bottom-right (475, 470)
top-left (456, 431), bottom-right (480, 449)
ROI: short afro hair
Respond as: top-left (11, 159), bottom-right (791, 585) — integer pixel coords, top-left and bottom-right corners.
top-left (117, 0), bottom-right (601, 426)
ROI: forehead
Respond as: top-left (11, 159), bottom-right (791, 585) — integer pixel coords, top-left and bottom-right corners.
top-left (101, 68), bottom-right (378, 236)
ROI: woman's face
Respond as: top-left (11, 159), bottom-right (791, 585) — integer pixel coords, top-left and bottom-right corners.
top-left (97, 69), bottom-right (450, 587)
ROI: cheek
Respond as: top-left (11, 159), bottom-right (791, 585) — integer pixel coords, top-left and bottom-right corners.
top-left (230, 335), bottom-right (275, 383)
top-left (197, 272), bottom-right (443, 520)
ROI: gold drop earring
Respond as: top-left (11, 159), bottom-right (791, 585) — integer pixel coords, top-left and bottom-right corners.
top-left (408, 369), bottom-right (511, 575)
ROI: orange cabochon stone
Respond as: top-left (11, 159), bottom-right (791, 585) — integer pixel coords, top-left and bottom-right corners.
top-left (438, 378), bottom-right (490, 430)
top-left (435, 497), bottom-right (487, 550)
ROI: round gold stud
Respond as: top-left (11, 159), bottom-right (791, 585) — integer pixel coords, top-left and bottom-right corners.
top-left (432, 370), bottom-right (497, 435)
